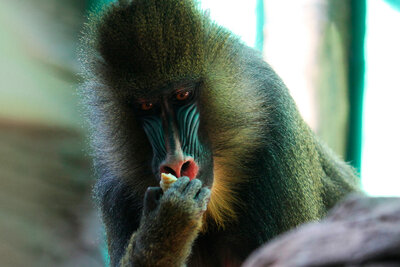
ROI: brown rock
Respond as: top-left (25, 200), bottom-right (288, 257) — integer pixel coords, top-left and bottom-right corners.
top-left (243, 195), bottom-right (400, 267)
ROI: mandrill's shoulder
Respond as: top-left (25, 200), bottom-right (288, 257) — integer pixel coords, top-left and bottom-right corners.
top-left (235, 44), bottom-right (290, 91)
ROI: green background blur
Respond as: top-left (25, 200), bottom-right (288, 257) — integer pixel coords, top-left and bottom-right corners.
top-left (0, 0), bottom-right (399, 266)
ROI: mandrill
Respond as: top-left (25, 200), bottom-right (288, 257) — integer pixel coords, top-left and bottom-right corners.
top-left (79, 0), bottom-right (360, 266)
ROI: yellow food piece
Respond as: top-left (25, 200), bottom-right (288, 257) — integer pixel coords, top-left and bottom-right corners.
top-left (160, 173), bottom-right (178, 191)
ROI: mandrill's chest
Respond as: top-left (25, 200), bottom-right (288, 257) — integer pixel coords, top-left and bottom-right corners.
top-left (187, 234), bottom-right (247, 267)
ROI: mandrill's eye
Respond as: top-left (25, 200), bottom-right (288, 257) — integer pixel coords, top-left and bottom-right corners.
top-left (140, 101), bottom-right (153, 111)
top-left (176, 90), bottom-right (191, 101)
top-left (174, 88), bottom-right (195, 104)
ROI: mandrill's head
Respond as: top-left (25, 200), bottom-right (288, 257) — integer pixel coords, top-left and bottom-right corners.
top-left (80, 0), bottom-right (270, 228)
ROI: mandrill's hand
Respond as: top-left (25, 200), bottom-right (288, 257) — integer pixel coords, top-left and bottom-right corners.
top-left (144, 176), bottom-right (210, 218)
top-left (128, 177), bottom-right (210, 267)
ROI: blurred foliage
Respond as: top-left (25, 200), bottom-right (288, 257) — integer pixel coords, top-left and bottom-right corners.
top-left (0, 123), bottom-right (102, 266)
top-left (0, 0), bottom-right (103, 266)
top-left (0, 0), bottom-right (85, 127)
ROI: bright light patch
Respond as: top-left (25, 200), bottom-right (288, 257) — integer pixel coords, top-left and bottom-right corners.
top-left (200, 0), bottom-right (257, 47)
top-left (362, 0), bottom-right (400, 196)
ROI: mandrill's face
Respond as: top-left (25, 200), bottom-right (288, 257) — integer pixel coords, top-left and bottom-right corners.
top-left (131, 80), bottom-right (214, 187)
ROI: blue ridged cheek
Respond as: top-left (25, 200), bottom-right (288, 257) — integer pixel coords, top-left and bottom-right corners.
top-left (141, 116), bottom-right (167, 167)
top-left (140, 104), bottom-right (202, 172)
top-left (176, 104), bottom-right (202, 159)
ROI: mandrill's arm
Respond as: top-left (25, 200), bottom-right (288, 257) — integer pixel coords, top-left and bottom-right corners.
top-left (119, 177), bottom-right (210, 267)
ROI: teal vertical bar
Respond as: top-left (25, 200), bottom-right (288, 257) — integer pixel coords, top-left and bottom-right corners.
top-left (255, 0), bottom-right (265, 52)
top-left (102, 231), bottom-right (110, 267)
top-left (346, 0), bottom-right (366, 173)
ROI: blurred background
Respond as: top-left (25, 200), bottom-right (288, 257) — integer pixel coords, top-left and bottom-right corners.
top-left (0, 0), bottom-right (398, 266)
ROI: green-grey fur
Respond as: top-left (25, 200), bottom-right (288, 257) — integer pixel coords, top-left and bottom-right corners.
top-left (79, 0), bottom-right (361, 266)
